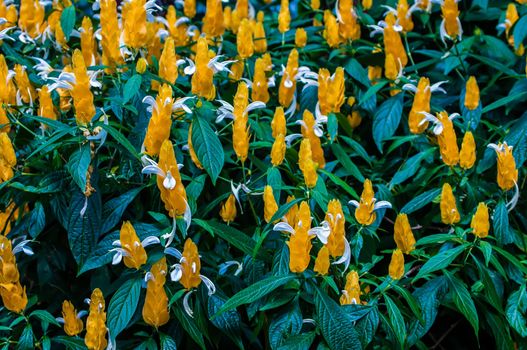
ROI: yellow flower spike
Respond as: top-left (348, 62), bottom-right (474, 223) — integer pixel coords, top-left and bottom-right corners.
top-left (0, 207), bottom-right (12, 236)
top-left (38, 86), bottom-right (57, 126)
top-left (263, 185), bottom-right (279, 223)
top-left (436, 111), bottom-right (460, 166)
top-left (397, 0), bottom-right (414, 32)
top-left (347, 111), bottom-right (362, 129)
top-left (368, 66), bottom-right (382, 85)
top-left (180, 238), bottom-right (202, 290)
top-left (230, 9), bottom-right (241, 34)
top-left (188, 124), bottom-right (203, 169)
top-left (191, 37), bottom-right (216, 100)
top-left (0, 3), bottom-right (17, 32)
top-left (388, 249), bottom-right (405, 280)
top-left (298, 138), bottom-right (318, 188)
top-left (440, 183), bottom-right (460, 225)
top-left (71, 50), bottom-right (96, 126)
top-left (57, 65), bottom-right (73, 112)
top-left (232, 82), bottom-right (251, 163)
top-left (136, 57), bottom-right (148, 74)
top-left (62, 300), bottom-right (84, 336)
top-left (203, 0), bottom-right (225, 38)
top-left (14, 64), bottom-right (36, 105)
top-left (505, 4), bottom-right (519, 37)
top-left (464, 76), bottom-right (480, 111)
top-left (314, 246), bottom-right (330, 275)
top-left (283, 195), bottom-right (298, 226)
top-left (157, 37), bottom-right (178, 88)
top-left (0, 235), bottom-right (19, 283)
top-left (354, 179), bottom-right (377, 226)
top-left (470, 202), bottom-right (489, 238)
top-left (384, 53), bottom-right (398, 80)
top-left (224, 6), bottom-right (233, 30)
top-left (157, 139), bottom-right (188, 218)
top-left (84, 288), bottom-right (107, 350)
top-left (441, 0), bottom-right (462, 41)
top-left (237, 19), bottom-right (254, 59)
top-left (252, 58), bottom-right (269, 103)
top-left (54, 21), bottom-right (68, 49)
top-left (143, 257), bottom-right (169, 328)
top-left (362, 0), bottom-right (372, 10)
top-left (393, 213), bottom-right (415, 254)
top-left (220, 194), bottom-right (237, 223)
top-left (338, 0), bottom-right (361, 41)
top-left (256, 10), bottom-right (265, 23)
top-left (0, 133), bottom-right (16, 183)
top-left (144, 84), bottom-right (173, 156)
top-left (326, 199), bottom-right (345, 257)
top-left (311, 0), bottom-right (320, 10)
top-left (122, 0), bottom-right (147, 49)
top-left (166, 6), bottom-right (189, 47)
top-left (408, 77), bottom-right (431, 134)
top-left (235, 0), bottom-right (249, 19)
top-left (340, 270), bottom-right (361, 305)
top-left (300, 110), bottom-right (325, 169)
top-left (0, 55), bottom-right (16, 105)
top-left (286, 201), bottom-right (313, 273)
top-left (228, 58), bottom-right (244, 81)
top-left (272, 107), bottom-right (286, 138)
top-left (253, 20), bottom-right (268, 54)
top-left (271, 133), bottom-right (286, 166)
top-left (119, 221), bottom-right (147, 269)
top-left (18, 0), bottom-right (45, 38)
top-left (80, 17), bottom-right (97, 66)
top-left (295, 28), bottom-right (307, 48)
top-left (324, 10), bottom-right (341, 48)
top-left (459, 131), bottom-right (476, 170)
top-left (318, 67), bottom-right (345, 116)
top-left (384, 13), bottom-right (408, 68)
top-left (489, 142), bottom-right (518, 191)
top-left (0, 281), bottom-right (27, 314)
top-left (278, 0), bottom-right (291, 33)
top-left (100, 0), bottom-right (123, 70)
top-left (279, 49), bottom-right (298, 108)
top-left (184, 0), bottom-right (196, 18)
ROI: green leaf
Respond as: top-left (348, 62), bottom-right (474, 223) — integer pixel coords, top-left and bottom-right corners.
top-left (67, 189), bottom-right (102, 267)
top-left (107, 277), bottom-right (142, 338)
top-left (28, 202), bottom-right (46, 238)
top-left (101, 187), bottom-right (142, 234)
top-left (269, 197), bottom-right (304, 225)
top-left (191, 116), bottom-right (224, 184)
top-left (30, 310), bottom-right (60, 327)
top-left (213, 275), bottom-right (296, 318)
top-left (390, 148), bottom-right (434, 187)
top-left (276, 332), bottom-right (315, 350)
top-left (330, 143), bottom-right (364, 182)
top-left (268, 301), bottom-right (302, 349)
top-left (493, 200), bottom-right (513, 245)
top-left (123, 75), bottom-right (142, 103)
top-left (159, 333), bottom-right (178, 350)
top-left (482, 91), bottom-right (527, 114)
top-left (384, 295), bottom-right (406, 347)
top-left (445, 272), bottom-right (479, 335)
top-left (359, 81), bottom-right (387, 107)
top-left (319, 169), bottom-right (359, 200)
top-left (400, 188), bottom-right (441, 214)
top-left (314, 287), bottom-right (361, 350)
top-left (60, 6), bottom-right (76, 41)
top-left (66, 143), bottom-right (91, 192)
top-left (513, 14), bottom-right (527, 50)
top-left (53, 336), bottom-right (88, 349)
top-left (372, 94), bottom-right (403, 152)
top-left (101, 124), bottom-right (140, 159)
top-left (414, 244), bottom-right (467, 280)
top-left (16, 325), bottom-right (34, 350)
top-left (173, 306), bottom-right (206, 350)
top-left (505, 284), bottom-right (527, 337)
top-left (207, 294), bottom-right (243, 349)
top-left (345, 58), bottom-right (370, 87)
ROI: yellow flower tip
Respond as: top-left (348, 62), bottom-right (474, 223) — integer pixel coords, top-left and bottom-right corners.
top-left (0, 281), bottom-right (27, 313)
top-left (157, 139), bottom-right (188, 218)
top-left (354, 178), bottom-right (377, 226)
top-left (440, 183), bottom-right (460, 225)
top-left (362, 0), bottom-right (372, 10)
top-left (237, 19), bottom-right (254, 59)
top-left (253, 20), bottom-right (267, 53)
top-left (272, 107), bottom-right (286, 138)
top-left (324, 10), bottom-right (341, 48)
top-left (314, 246), bottom-right (330, 275)
top-left (220, 194), bottom-right (237, 223)
top-left (295, 28), bottom-right (307, 48)
top-left (383, 12), bottom-right (408, 68)
top-left (119, 221), bottom-right (147, 269)
top-left (459, 131), bottom-right (476, 170)
top-left (144, 84), bottom-right (173, 156)
top-left (143, 257), bottom-right (169, 328)
top-left (263, 185), bottom-right (279, 223)
top-left (326, 199), bottom-right (345, 257)
top-left (252, 58), bottom-right (269, 102)
top-left (464, 76), bottom-right (480, 110)
top-left (85, 288), bottom-right (107, 350)
top-left (318, 67), bottom-right (345, 116)
top-left (437, 111), bottom-right (459, 166)
top-left (278, 0), bottom-right (291, 33)
top-left (298, 138), bottom-right (318, 188)
top-left (62, 300), bottom-right (84, 336)
top-left (0, 133), bottom-right (16, 183)
top-left (347, 111), bottom-right (362, 129)
top-left (394, 213), bottom-right (416, 254)
top-left (338, 0), bottom-right (361, 40)
top-left (470, 202), bottom-right (489, 238)
top-left (287, 201), bottom-right (313, 273)
top-left (180, 238), bottom-right (202, 290)
top-left (491, 142), bottom-right (518, 191)
top-left (384, 53), bottom-right (398, 80)
top-left (279, 49), bottom-right (299, 108)
top-left (340, 270), bottom-right (361, 305)
top-left (388, 249), bottom-right (405, 280)
top-left (409, 77), bottom-right (431, 134)
top-left (271, 133), bottom-right (286, 167)
top-left (233, 82), bottom-right (251, 162)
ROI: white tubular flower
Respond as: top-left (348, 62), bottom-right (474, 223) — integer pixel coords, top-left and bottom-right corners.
top-left (284, 133), bottom-right (302, 147)
top-left (308, 220), bottom-right (331, 244)
top-left (173, 96), bottom-right (195, 115)
top-left (183, 290), bottom-right (194, 317)
top-left (208, 55), bottom-right (237, 74)
top-left (219, 260), bottom-right (243, 276)
top-left (332, 237), bottom-right (351, 271)
top-left (177, 57), bottom-right (196, 75)
top-left (47, 71), bottom-right (76, 91)
top-left (32, 57), bottom-right (54, 80)
top-left (11, 238), bottom-right (33, 256)
top-left (273, 221), bottom-right (295, 234)
top-left (418, 111), bottom-right (459, 135)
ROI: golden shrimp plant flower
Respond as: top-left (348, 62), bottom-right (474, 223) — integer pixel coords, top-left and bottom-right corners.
top-left (166, 6), bottom-right (190, 47)
top-left (464, 76), bottom-right (480, 111)
top-left (337, 0), bottom-right (361, 40)
top-left (122, 0), bottom-right (150, 49)
top-left (0, 133), bottom-right (16, 183)
top-left (71, 49), bottom-right (96, 126)
top-left (190, 37), bottom-right (216, 100)
top-left (393, 213), bottom-right (416, 254)
top-left (318, 67), bottom-right (345, 118)
top-left (420, 111), bottom-right (460, 166)
top-left (369, 13), bottom-right (408, 69)
top-left (142, 84), bottom-right (174, 156)
top-left (488, 142), bottom-right (518, 192)
top-left (237, 19), bottom-right (254, 59)
top-left (220, 194), bottom-right (237, 223)
top-left (18, 0), bottom-right (45, 38)
top-left (440, 183), bottom-right (460, 225)
top-left (59, 300), bottom-right (84, 336)
top-left (349, 179), bottom-right (392, 226)
top-left (278, 0), bottom-right (291, 33)
top-left (278, 49), bottom-right (299, 109)
top-left (459, 131), bottom-right (476, 170)
top-left (314, 246), bottom-right (330, 275)
top-left (271, 133), bottom-right (286, 166)
top-left (254, 20), bottom-right (268, 54)
top-left (272, 107), bottom-right (286, 138)
top-left (295, 28), bottom-right (307, 47)
top-left (156, 37), bottom-right (178, 88)
top-left (324, 10), bottom-right (341, 48)
top-left (263, 185), bottom-right (279, 223)
top-left (233, 82), bottom-right (251, 162)
top-left (99, 0), bottom-right (123, 70)
top-left (202, 0), bottom-right (224, 38)
top-left (142, 257), bottom-right (170, 328)
top-left (0, 236), bottom-right (30, 314)
top-left (84, 288), bottom-right (107, 350)
top-left (252, 58), bottom-right (270, 103)
top-left (389, 249), bottom-right (405, 280)
top-left (340, 270), bottom-right (361, 305)
top-left (14, 64), bottom-right (36, 105)
top-left (80, 17), bottom-right (97, 66)
top-left (298, 110), bottom-right (326, 169)
top-left (470, 202), bottom-right (489, 238)
top-left (111, 221), bottom-right (159, 269)
top-left (38, 85), bottom-right (57, 125)
top-left (440, 0), bottom-right (462, 43)
top-left (298, 138), bottom-right (318, 188)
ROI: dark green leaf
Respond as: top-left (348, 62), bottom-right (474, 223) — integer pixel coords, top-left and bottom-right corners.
top-left (101, 187), bottom-right (142, 234)
top-left (123, 75), bottom-right (142, 103)
top-left (445, 272), bottom-right (479, 335)
top-left (66, 143), bottom-right (91, 192)
top-left (384, 295), bottom-right (406, 347)
top-left (505, 285), bottom-right (527, 337)
top-left (30, 310), bottom-right (60, 327)
top-left (414, 244), bottom-right (467, 280)
top-left (28, 202), bottom-right (46, 238)
top-left (191, 116), bottom-right (224, 184)
top-left (372, 94), bottom-right (403, 152)
top-left (107, 277), bottom-right (142, 338)
top-left (400, 188), bottom-right (440, 214)
top-left (60, 6), bottom-right (76, 41)
top-left (493, 200), bottom-right (513, 245)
